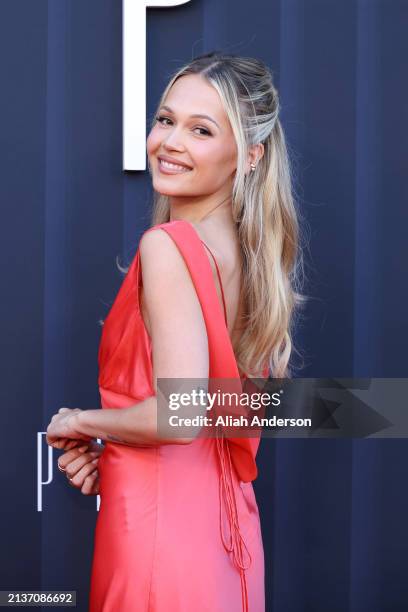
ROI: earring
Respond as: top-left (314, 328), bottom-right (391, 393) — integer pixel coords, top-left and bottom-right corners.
top-left (250, 162), bottom-right (256, 171)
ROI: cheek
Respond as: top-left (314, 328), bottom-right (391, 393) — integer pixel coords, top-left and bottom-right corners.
top-left (192, 144), bottom-right (225, 171)
top-left (195, 146), bottom-right (236, 177)
top-left (146, 129), bottom-right (161, 156)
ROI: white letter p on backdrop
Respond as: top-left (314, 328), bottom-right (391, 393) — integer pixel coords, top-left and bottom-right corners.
top-left (123, 0), bottom-right (193, 171)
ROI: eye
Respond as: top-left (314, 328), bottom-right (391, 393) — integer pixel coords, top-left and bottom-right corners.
top-left (155, 115), bottom-right (172, 127)
top-left (155, 115), bottom-right (212, 137)
top-left (194, 126), bottom-right (212, 136)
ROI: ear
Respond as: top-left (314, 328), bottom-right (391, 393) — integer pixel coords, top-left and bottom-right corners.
top-left (245, 143), bottom-right (265, 174)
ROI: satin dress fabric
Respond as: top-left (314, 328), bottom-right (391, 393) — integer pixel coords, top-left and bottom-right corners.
top-left (89, 220), bottom-right (266, 611)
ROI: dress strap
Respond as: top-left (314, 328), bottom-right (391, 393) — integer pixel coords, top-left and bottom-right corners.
top-left (200, 241), bottom-right (228, 327)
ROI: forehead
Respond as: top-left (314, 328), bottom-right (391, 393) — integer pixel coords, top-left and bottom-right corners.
top-left (163, 74), bottom-right (226, 123)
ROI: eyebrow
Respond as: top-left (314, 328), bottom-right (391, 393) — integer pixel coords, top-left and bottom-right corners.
top-left (159, 105), bottom-right (221, 130)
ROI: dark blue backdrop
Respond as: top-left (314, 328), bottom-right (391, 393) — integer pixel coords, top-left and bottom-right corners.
top-left (1, 1), bottom-right (407, 610)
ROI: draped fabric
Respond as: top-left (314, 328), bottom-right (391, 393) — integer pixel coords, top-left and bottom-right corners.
top-left (1, 1), bottom-right (407, 610)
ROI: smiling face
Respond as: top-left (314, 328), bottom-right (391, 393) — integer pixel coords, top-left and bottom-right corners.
top-left (146, 74), bottom-right (238, 202)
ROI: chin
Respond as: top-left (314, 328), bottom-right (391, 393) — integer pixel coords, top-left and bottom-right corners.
top-left (155, 189), bottom-right (191, 198)
top-left (152, 179), bottom-right (189, 196)
top-left (152, 184), bottom-right (181, 197)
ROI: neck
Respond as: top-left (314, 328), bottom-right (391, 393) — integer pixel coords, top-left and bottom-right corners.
top-left (168, 190), bottom-right (234, 224)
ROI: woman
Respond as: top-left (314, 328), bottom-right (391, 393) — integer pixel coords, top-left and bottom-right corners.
top-left (47, 51), bottom-right (304, 611)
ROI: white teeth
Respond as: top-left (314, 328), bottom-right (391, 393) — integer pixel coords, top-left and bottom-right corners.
top-left (159, 159), bottom-right (191, 172)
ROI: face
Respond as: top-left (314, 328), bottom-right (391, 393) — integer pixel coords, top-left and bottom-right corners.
top-left (146, 74), bottom-right (238, 199)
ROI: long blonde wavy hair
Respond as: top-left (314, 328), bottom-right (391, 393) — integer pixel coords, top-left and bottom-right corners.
top-left (142, 51), bottom-right (307, 378)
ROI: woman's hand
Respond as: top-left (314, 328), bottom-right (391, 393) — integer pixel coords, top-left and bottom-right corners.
top-left (46, 407), bottom-right (93, 449)
top-left (57, 440), bottom-right (104, 496)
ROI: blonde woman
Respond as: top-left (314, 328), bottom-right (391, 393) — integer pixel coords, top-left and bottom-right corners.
top-left (47, 51), bottom-right (304, 611)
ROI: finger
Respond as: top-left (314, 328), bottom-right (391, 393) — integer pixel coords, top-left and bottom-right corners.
top-left (63, 439), bottom-right (85, 451)
top-left (61, 439), bottom-right (103, 457)
top-left (58, 445), bottom-right (90, 470)
top-left (67, 462), bottom-right (99, 490)
top-left (62, 441), bottom-right (77, 451)
top-left (45, 434), bottom-right (54, 446)
top-left (46, 431), bottom-right (61, 445)
top-left (81, 471), bottom-right (100, 495)
top-left (50, 438), bottom-right (68, 450)
top-left (66, 457), bottom-right (99, 484)
top-left (58, 407), bottom-right (71, 413)
top-left (57, 438), bottom-right (72, 451)
top-left (46, 425), bottom-right (66, 445)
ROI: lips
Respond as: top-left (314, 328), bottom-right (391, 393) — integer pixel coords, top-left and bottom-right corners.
top-left (158, 156), bottom-right (193, 171)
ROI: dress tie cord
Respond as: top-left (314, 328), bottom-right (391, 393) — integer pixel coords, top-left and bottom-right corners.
top-left (216, 428), bottom-right (252, 612)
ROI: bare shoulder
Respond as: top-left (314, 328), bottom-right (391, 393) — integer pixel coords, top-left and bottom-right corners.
top-left (138, 226), bottom-right (188, 278)
top-left (139, 226), bottom-right (178, 259)
top-left (138, 225), bottom-right (201, 314)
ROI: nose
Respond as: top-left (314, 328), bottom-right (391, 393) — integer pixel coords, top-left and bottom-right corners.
top-left (161, 126), bottom-right (186, 151)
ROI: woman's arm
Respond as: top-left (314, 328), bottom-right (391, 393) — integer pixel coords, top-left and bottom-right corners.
top-left (71, 396), bottom-right (160, 447)
top-left (68, 228), bottom-right (209, 448)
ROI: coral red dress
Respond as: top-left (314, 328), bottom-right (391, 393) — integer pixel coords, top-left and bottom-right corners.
top-left (89, 219), bottom-right (266, 611)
